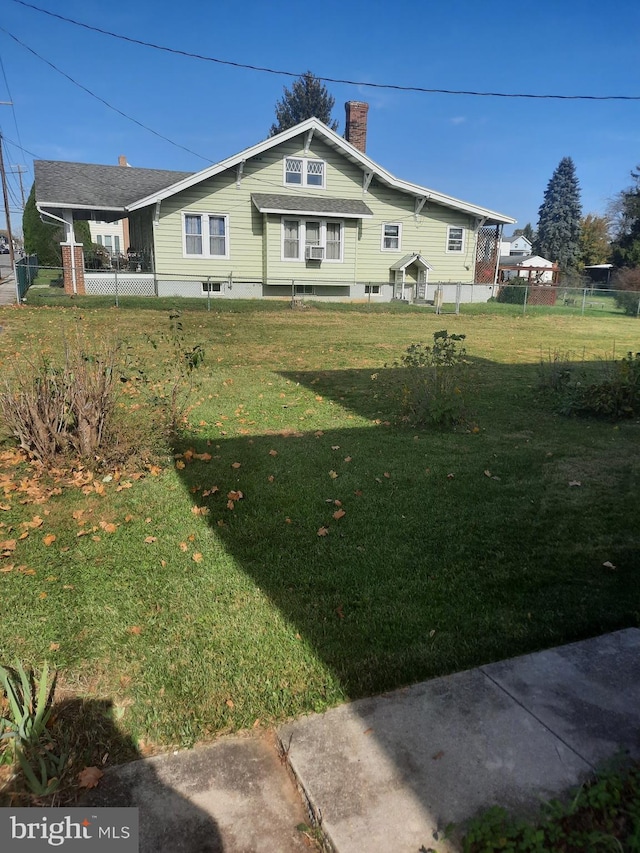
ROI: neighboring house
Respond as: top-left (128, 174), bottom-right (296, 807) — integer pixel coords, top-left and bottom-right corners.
top-left (498, 254), bottom-right (559, 284)
top-left (34, 103), bottom-right (515, 301)
top-left (500, 233), bottom-right (532, 257)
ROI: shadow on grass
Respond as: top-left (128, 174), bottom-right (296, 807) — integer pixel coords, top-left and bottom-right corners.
top-left (172, 360), bottom-right (637, 701)
top-left (2, 699), bottom-right (224, 852)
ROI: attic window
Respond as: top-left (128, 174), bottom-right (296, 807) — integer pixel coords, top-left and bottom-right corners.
top-left (284, 157), bottom-right (325, 189)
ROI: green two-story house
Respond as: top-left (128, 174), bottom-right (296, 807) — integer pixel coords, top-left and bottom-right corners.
top-left (35, 102), bottom-right (515, 302)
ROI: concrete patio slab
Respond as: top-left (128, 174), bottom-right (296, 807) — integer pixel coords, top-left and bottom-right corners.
top-left (83, 732), bottom-right (311, 853)
top-left (279, 666), bottom-right (592, 852)
top-left (482, 627), bottom-right (640, 767)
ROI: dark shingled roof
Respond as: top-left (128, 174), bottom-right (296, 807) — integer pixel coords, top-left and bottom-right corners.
top-left (251, 193), bottom-right (372, 218)
top-left (34, 161), bottom-right (193, 209)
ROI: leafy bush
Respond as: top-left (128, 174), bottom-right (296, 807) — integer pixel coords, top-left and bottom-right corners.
top-left (539, 350), bottom-right (640, 419)
top-left (612, 268), bottom-right (640, 316)
top-left (497, 279), bottom-right (528, 304)
top-left (386, 330), bottom-right (469, 427)
top-left (463, 762), bottom-right (640, 852)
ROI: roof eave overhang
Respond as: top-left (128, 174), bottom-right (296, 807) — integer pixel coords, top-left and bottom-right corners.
top-left (125, 118), bottom-right (516, 224)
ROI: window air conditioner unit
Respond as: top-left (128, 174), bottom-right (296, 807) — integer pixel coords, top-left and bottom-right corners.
top-left (305, 245), bottom-right (324, 261)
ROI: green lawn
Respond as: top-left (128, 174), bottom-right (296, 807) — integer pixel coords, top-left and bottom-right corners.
top-left (0, 302), bottom-right (638, 759)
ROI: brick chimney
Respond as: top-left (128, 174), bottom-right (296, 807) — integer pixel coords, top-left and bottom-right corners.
top-left (344, 101), bottom-right (369, 153)
top-left (118, 154), bottom-right (130, 167)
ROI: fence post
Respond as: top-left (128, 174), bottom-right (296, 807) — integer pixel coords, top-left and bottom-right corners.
top-left (114, 267), bottom-right (119, 308)
top-left (455, 282), bottom-right (461, 315)
top-left (523, 285), bottom-right (528, 314)
top-left (637, 295), bottom-right (640, 318)
top-left (581, 288), bottom-right (587, 316)
top-left (206, 276), bottom-right (211, 312)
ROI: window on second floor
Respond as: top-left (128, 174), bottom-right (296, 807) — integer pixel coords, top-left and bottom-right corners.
top-left (183, 213), bottom-right (229, 258)
top-left (284, 157), bottom-right (326, 188)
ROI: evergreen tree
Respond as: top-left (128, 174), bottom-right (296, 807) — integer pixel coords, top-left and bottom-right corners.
top-left (270, 72), bottom-right (338, 136)
top-left (22, 184), bottom-right (63, 266)
top-left (533, 157), bottom-right (582, 271)
top-left (609, 166), bottom-right (640, 267)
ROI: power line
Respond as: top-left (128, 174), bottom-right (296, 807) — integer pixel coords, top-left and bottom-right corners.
top-left (0, 48), bottom-right (30, 182)
top-left (0, 27), bottom-right (214, 163)
top-left (9, 0), bottom-right (640, 102)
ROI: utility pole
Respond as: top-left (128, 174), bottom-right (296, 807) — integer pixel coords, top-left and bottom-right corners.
top-left (0, 133), bottom-right (15, 269)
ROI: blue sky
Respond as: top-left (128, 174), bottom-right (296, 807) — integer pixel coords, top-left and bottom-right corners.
top-left (1, 0), bottom-right (639, 236)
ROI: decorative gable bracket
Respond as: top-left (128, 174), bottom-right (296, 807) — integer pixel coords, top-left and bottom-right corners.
top-left (236, 160), bottom-right (245, 189)
top-left (363, 171), bottom-right (373, 194)
top-left (304, 129), bottom-right (314, 155)
top-left (414, 196), bottom-right (428, 221)
top-left (153, 200), bottom-right (162, 226)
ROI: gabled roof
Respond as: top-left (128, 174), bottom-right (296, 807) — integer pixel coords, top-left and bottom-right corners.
top-left (34, 160), bottom-right (192, 212)
top-left (251, 193), bottom-right (372, 218)
top-left (503, 233), bottom-right (532, 244)
top-left (389, 253), bottom-right (434, 271)
top-left (127, 118), bottom-right (515, 225)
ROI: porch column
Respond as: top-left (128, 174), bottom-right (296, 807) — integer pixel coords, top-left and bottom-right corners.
top-left (60, 210), bottom-right (86, 295)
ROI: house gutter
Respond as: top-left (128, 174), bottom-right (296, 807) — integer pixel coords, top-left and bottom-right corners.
top-left (37, 205), bottom-right (80, 294)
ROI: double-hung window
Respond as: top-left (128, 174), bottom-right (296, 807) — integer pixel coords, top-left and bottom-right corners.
top-left (284, 157), bottom-right (325, 189)
top-left (281, 218), bottom-right (343, 262)
top-left (381, 223), bottom-right (402, 251)
top-left (184, 213), bottom-right (229, 258)
top-left (447, 226), bottom-right (464, 253)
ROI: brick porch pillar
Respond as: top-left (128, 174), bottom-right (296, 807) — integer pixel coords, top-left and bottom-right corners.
top-left (61, 243), bottom-right (86, 295)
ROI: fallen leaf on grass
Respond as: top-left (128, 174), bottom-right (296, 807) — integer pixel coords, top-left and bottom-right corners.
top-left (144, 536), bottom-right (157, 544)
top-left (336, 605), bottom-right (344, 619)
top-left (128, 626), bottom-right (142, 635)
top-left (231, 462), bottom-right (241, 469)
top-left (484, 470), bottom-right (492, 478)
top-left (225, 698), bottom-right (234, 709)
top-left (99, 521), bottom-right (118, 534)
top-left (268, 475), bottom-right (275, 483)
top-left (49, 643), bottom-right (60, 652)
top-left (227, 490), bottom-right (244, 501)
top-left (333, 509), bottom-right (346, 520)
top-left (192, 552), bottom-right (203, 563)
top-left (603, 560), bottom-right (617, 570)
top-left (18, 531), bottom-right (29, 541)
top-left (328, 470), bottom-right (338, 480)
top-left (317, 526), bottom-right (329, 537)
top-left (38, 592), bottom-right (47, 600)
top-left (331, 445), bottom-right (340, 451)
top-left (269, 449), bottom-right (278, 457)
top-left (191, 506), bottom-right (210, 516)
top-left (179, 542), bottom-right (188, 552)
top-left (0, 564), bottom-right (14, 573)
top-left (78, 766), bottom-right (104, 789)
top-left (0, 539), bottom-right (17, 552)
top-left (447, 473), bottom-right (455, 479)
top-left (344, 456), bottom-right (352, 463)
top-left (43, 534), bottom-right (56, 546)
top-left (569, 480), bottom-right (582, 487)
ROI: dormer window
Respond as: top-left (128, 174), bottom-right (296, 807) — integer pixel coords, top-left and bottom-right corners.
top-left (284, 157), bottom-right (325, 188)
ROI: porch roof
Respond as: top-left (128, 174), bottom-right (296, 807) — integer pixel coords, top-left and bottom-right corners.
top-left (251, 193), bottom-right (373, 219)
top-left (389, 253), bottom-right (434, 271)
top-left (34, 160), bottom-right (192, 218)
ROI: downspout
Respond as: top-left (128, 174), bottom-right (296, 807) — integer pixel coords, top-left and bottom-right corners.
top-left (37, 205), bottom-right (77, 294)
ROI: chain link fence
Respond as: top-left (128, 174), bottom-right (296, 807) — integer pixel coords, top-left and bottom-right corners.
top-left (22, 267), bottom-right (640, 318)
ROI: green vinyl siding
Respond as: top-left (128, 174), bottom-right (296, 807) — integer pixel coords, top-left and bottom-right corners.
top-left (149, 132), bottom-right (480, 286)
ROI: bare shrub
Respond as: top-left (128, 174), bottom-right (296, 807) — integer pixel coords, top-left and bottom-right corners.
top-left (0, 338), bottom-right (119, 464)
top-left (612, 267), bottom-right (640, 316)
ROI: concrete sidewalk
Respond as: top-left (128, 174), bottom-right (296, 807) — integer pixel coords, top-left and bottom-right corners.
top-left (84, 628), bottom-right (640, 852)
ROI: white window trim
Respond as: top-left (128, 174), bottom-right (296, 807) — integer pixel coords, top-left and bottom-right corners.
top-left (381, 222), bottom-right (402, 252)
top-left (280, 217), bottom-right (344, 263)
top-left (446, 225), bottom-right (465, 254)
top-left (182, 212), bottom-right (230, 259)
top-left (282, 156), bottom-right (326, 189)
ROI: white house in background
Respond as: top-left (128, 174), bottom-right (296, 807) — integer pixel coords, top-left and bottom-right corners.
top-left (500, 233), bottom-right (532, 257)
top-left (498, 253), bottom-right (558, 283)
top-left (88, 218), bottom-right (126, 256)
